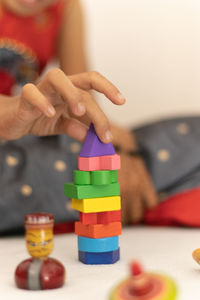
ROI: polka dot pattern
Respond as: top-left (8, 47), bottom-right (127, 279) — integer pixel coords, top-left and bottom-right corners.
top-left (176, 122), bottom-right (190, 135)
top-left (66, 201), bottom-right (73, 211)
top-left (21, 185), bottom-right (32, 197)
top-left (0, 134), bottom-right (83, 232)
top-left (69, 142), bottom-right (81, 154)
top-left (54, 160), bottom-right (67, 172)
top-left (2, 116), bottom-right (200, 233)
top-left (6, 155), bottom-right (19, 167)
top-left (157, 149), bottom-right (170, 162)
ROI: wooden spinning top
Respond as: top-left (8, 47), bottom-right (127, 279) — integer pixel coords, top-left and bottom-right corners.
top-left (109, 261), bottom-right (177, 300)
top-left (192, 248), bottom-right (200, 265)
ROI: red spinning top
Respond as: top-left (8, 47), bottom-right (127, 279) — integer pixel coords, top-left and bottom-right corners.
top-left (109, 261), bottom-right (177, 300)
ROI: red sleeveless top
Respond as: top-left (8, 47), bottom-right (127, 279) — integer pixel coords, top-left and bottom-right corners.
top-left (0, 1), bottom-right (66, 95)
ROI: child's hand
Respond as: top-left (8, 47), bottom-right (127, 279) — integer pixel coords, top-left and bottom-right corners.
top-left (0, 69), bottom-right (125, 142)
top-left (112, 125), bottom-right (158, 224)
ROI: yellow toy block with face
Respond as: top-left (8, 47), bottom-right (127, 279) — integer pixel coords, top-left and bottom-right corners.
top-left (26, 228), bottom-right (53, 259)
top-left (72, 196), bottom-right (121, 213)
top-left (25, 214), bottom-right (54, 259)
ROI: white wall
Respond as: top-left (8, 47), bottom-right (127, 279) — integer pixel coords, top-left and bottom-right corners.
top-left (82, 0), bottom-right (200, 127)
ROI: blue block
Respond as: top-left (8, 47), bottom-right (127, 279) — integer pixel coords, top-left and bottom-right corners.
top-left (78, 236), bottom-right (119, 252)
top-left (78, 248), bottom-right (120, 265)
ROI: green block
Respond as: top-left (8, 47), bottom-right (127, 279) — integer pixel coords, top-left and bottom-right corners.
top-left (111, 170), bottom-right (118, 183)
top-left (74, 170), bottom-right (91, 185)
top-left (73, 170), bottom-right (118, 185)
top-left (91, 171), bottom-right (111, 185)
top-left (64, 182), bottom-right (120, 199)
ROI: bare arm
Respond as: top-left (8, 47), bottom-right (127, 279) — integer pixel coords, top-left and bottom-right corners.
top-left (58, 0), bottom-right (87, 75)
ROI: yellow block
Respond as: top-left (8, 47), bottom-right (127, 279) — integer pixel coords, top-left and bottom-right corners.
top-left (72, 196), bottom-right (121, 213)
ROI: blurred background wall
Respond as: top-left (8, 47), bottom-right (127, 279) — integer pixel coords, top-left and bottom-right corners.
top-left (82, 0), bottom-right (200, 127)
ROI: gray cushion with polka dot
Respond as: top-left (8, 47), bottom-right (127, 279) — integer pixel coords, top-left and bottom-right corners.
top-left (0, 135), bottom-right (80, 233)
top-left (134, 116), bottom-right (200, 198)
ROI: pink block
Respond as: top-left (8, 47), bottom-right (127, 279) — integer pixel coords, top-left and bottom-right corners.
top-left (101, 155), bottom-right (120, 170)
top-left (78, 156), bottom-right (99, 171)
top-left (78, 154), bottom-right (120, 171)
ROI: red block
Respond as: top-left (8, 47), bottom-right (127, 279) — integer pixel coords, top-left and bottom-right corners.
top-left (79, 212), bottom-right (97, 224)
top-left (79, 210), bottom-right (121, 225)
top-left (98, 211), bottom-right (121, 224)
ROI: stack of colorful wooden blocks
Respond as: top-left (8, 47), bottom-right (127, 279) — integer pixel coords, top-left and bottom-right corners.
top-left (64, 124), bottom-right (122, 264)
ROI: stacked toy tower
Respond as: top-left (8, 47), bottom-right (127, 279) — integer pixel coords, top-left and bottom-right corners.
top-left (64, 124), bottom-right (122, 264)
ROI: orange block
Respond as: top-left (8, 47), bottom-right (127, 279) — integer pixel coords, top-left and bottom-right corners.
top-left (75, 221), bottom-right (122, 238)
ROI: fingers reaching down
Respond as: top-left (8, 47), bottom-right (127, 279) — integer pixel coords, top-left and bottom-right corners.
top-left (69, 71), bottom-right (126, 105)
top-left (38, 68), bottom-right (86, 117)
top-left (55, 116), bottom-right (88, 142)
top-left (80, 90), bottom-right (113, 143)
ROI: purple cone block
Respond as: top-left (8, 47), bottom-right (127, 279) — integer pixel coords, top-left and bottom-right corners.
top-left (80, 123), bottom-right (116, 157)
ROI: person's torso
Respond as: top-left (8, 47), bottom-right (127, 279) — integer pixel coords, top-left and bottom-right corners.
top-left (0, 1), bottom-right (65, 95)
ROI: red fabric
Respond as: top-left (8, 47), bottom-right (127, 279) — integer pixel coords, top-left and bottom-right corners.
top-left (0, 69), bottom-right (16, 95)
top-left (54, 221), bottom-right (75, 234)
top-left (0, 1), bottom-right (66, 94)
top-left (144, 188), bottom-right (200, 227)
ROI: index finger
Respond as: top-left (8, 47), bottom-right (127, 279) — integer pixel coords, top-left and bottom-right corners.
top-left (69, 71), bottom-right (126, 105)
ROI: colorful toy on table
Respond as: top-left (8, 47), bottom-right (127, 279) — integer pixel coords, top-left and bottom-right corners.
top-left (109, 261), bottom-right (177, 300)
top-left (64, 123), bottom-right (122, 264)
top-left (15, 213), bottom-right (65, 290)
top-left (192, 248), bottom-right (200, 264)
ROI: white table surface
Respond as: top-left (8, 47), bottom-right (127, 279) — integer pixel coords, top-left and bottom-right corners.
top-left (0, 226), bottom-right (200, 300)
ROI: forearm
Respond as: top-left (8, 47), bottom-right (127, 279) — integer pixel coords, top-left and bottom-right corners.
top-left (112, 123), bottom-right (158, 223)
top-left (58, 0), bottom-right (88, 75)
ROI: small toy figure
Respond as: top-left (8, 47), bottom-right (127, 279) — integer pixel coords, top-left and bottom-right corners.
top-left (109, 261), bottom-right (177, 300)
top-left (15, 213), bottom-right (65, 290)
